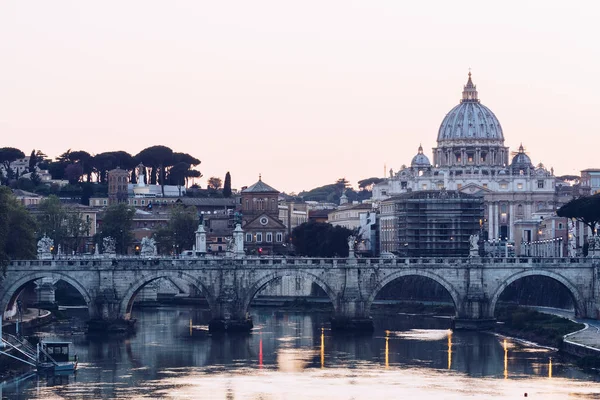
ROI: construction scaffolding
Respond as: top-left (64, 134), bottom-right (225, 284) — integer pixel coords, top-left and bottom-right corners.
top-left (382, 190), bottom-right (484, 257)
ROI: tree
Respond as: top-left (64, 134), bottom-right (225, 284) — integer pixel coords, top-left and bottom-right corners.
top-left (152, 205), bottom-right (198, 255)
top-left (358, 177), bottom-right (384, 191)
top-left (168, 162), bottom-right (190, 197)
top-left (291, 222), bottom-right (353, 257)
top-left (207, 177), bottom-right (222, 191)
top-left (48, 161), bottom-right (67, 180)
top-left (170, 205), bottom-right (198, 253)
top-left (68, 150), bottom-right (93, 182)
top-left (0, 147), bottom-right (25, 183)
top-left (28, 150), bottom-right (38, 173)
top-left (65, 163), bottom-right (84, 185)
top-left (0, 187), bottom-right (37, 273)
top-left (65, 210), bottom-right (91, 254)
top-left (223, 172), bottom-right (232, 198)
top-left (557, 193), bottom-right (600, 236)
top-left (100, 203), bottom-right (136, 254)
top-left (135, 145), bottom-right (174, 196)
top-left (36, 195), bottom-right (68, 252)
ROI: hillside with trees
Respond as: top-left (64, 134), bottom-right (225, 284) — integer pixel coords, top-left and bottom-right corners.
top-left (0, 145), bottom-right (202, 205)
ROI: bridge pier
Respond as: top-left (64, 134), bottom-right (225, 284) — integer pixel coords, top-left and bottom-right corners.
top-left (87, 289), bottom-right (136, 334)
top-left (34, 278), bottom-right (58, 310)
top-left (208, 296), bottom-right (253, 334)
top-left (331, 299), bottom-right (374, 333)
top-left (453, 293), bottom-right (496, 330)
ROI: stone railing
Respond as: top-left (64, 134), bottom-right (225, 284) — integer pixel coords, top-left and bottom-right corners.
top-left (8, 255), bottom-right (595, 270)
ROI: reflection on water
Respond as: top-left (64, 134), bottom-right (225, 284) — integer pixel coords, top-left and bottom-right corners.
top-left (1, 306), bottom-right (599, 399)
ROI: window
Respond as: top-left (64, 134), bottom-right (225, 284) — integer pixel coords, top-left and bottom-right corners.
top-left (457, 183), bottom-right (462, 189)
top-left (559, 223), bottom-right (563, 229)
top-left (141, 200), bottom-right (145, 205)
top-left (517, 183), bottom-right (523, 190)
top-left (422, 184), bottom-right (427, 190)
top-left (246, 233), bottom-right (252, 242)
top-left (256, 233), bottom-right (263, 242)
top-left (266, 233), bottom-right (273, 242)
top-left (500, 183), bottom-right (508, 190)
top-left (296, 277), bottom-right (302, 291)
top-left (517, 204), bottom-right (524, 216)
top-left (537, 180), bottom-right (544, 189)
top-left (276, 233), bottom-right (283, 242)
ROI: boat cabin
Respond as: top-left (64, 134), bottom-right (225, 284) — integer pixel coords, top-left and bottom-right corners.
top-left (40, 341), bottom-right (73, 363)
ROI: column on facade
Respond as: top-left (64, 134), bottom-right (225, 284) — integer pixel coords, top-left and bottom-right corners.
top-left (508, 204), bottom-right (514, 241)
top-left (559, 239), bottom-right (563, 257)
top-left (488, 203), bottom-right (494, 241)
top-left (475, 148), bottom-right (480, 166)
top-left (461, 148), bottom-right (466, 166)
top-left (493, 203), bottom-right (499, 240)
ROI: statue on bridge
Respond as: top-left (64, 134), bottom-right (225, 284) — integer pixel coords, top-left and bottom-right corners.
top-left (140, 237), bottom-right (157, 257)
top-left (347, 235), bottom-right (356, 258)
top-left (37, 235), bottom-right (54, 260)
top-left (103, 236), bottom-right (116, 256)
top-left (469, 234), bottom-right (479, 257)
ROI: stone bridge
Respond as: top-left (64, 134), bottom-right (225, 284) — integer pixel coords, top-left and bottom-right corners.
top-left (1, 256), bottom-right (599, 333)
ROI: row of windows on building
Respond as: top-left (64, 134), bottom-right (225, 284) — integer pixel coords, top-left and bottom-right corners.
top-left (245, 198), bottom-right (277, 210)
top-left (245, 232), bottom-right (284, 243)
top-left (398, 180), bottom-right (549, 191)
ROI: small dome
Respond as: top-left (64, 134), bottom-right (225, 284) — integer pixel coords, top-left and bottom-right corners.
top-left (411, 144), bottom-right (431, 167)
top-left (510, 144), bottom-right (533, 173)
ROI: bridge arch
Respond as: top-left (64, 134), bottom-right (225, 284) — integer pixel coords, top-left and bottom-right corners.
top-left (0, 272), bottom-right (93, 316)
top-left (489, 270), bottom-right (586, 317)
top-left (119, 270), bottom-right (218, 319)
top-left (242, 270), bottom-right (339, 315)
top-left (365, 270), bottom-right (462, 316)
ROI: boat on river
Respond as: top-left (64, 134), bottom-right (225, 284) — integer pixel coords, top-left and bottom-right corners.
top-left (0, 334), bottom-right (77, 374)
top-left (37, 341), bottom-right (78, 373)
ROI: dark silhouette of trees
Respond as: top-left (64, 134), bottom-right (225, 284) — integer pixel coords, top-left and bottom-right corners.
top-left (0, 186), bottom-right (37, 272)
top-left (223, 172), bottom-right (232, 198)
top-left (358, 177), bottom-right (384, 190)
top-left (0, 147), bottom-right (25, 183)
top-left (557, 193), bottom-right (600, 235)
top-left (153, 205), bottom-right (198, 254)
top-left (136, 145), bottom-right (174, 196)
top-left (65, 163), bottom-right (84, 184)
top-left (28, 150), bottom-right (37, 173)
top-left (291, 222), bottom-right (353, 257)
top-left (207, 177), bottom-right (222, 191)
top-left (36, 195), bottom-right (68, 252)
top-left (100, 203), bottom-right (136, 254)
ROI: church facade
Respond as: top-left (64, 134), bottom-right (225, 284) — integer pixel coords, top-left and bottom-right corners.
top-left (373, 73), bottom-right (559, 246)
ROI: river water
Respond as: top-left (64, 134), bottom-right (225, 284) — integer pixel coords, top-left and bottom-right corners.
top-left (2, 306), bottom-right (600, 399)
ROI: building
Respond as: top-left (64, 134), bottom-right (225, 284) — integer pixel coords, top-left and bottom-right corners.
top-left (374, 73), bottom-right (560, 243)
top-left (12, 189), bottom-right (43, 206)
top-left (240, 176), bottom-right (287, 255)
top-left (107, 168), bottom-right (129, 205)
top-left (380, 190), bottom-right (484, 257)
top-left (581, 169), bottom-right (600, 195)
top-left (278, 200), bottom-right (308, 237)
top-left (328, 203), bottom-right (374, 230)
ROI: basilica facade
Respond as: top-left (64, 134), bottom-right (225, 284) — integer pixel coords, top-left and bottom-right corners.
top-left (373, 73), bottom-right (559, 244)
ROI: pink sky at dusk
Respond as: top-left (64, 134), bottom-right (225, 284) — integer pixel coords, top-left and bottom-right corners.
top-left (1, 1), bottom-right (599, 193)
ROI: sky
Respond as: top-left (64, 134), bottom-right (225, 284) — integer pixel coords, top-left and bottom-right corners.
top-left (1, 1), bottom-right (599, 193)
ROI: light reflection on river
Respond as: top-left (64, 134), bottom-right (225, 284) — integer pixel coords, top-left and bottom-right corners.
top-left (3, 306), bottom-right (600, 399)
